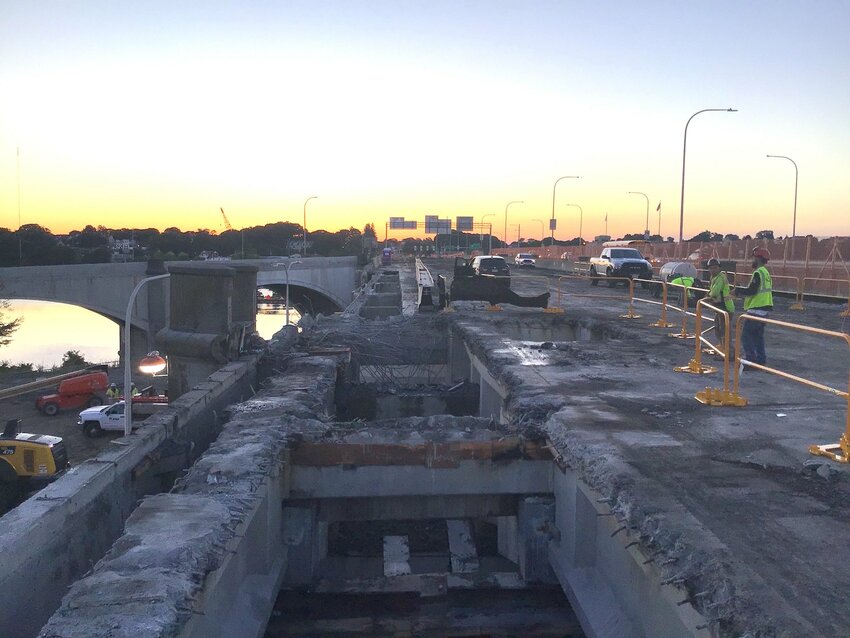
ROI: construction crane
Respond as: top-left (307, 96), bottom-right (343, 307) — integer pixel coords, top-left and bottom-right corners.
top-left (220, 207), bottom-right (233, 232)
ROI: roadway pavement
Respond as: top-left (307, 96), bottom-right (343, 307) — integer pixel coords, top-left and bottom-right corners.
top-left (426, 256), bottom-right (850, 637)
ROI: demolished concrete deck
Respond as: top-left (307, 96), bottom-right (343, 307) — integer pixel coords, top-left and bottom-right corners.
top-left (40, 258), bottom-right (850, 638)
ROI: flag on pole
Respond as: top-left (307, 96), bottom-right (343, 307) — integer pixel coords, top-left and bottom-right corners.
top-left (656, 201), bottom-right (661, 212)
top-left (604, 212), bottom-right (608, 222)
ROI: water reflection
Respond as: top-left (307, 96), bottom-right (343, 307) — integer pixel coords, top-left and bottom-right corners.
top-left (0, 299), bottom-right (300, 369)
top-left (0, 300), bottom-right (118, 368)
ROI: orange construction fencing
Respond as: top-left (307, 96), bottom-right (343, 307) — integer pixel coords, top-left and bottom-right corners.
top-left (632, 277), bottom-right (676, 328)
top-left (728, 314), bottom-right (850, 462)
top-left (800, 277), bottom-right (850, 316)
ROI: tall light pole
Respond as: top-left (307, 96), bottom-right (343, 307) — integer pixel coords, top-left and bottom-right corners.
top-left (628, 191), bottom-right (650, 235)
top-left (766, 154), bottom-right (799, 237)
top-left (504, 200), bottom-right (524, 250)
top-left (551, 176), bottom-right (580, 244)
top-left (124, 273), bottom-right (169, 436)
top-left (678, 108), bottom-right (737, 243)
top-left (482, 213), bottom-right (495, 254)
top-left (303, 196), bottom-right (317, 256)
top-left (565, 203), bottom-right (583, 243)
top-left (274, 260), bottom-right (302, 326)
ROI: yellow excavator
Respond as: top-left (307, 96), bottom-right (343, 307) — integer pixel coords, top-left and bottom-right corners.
top-left (0, 419), bottom-right (69, 512)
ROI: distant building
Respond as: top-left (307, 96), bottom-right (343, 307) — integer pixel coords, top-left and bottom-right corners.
top-left (109, 236), bottom-right (136, 262)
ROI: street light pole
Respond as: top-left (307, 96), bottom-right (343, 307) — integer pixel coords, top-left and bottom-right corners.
top-left (274, 260), bottom-right (302, 326)
top-left (504, 200), bottom-right (524, 250)
top-left (565, 203), bottom-right (583, 243)
top-left (551, 176), bottom-right (580, 244)
top-left (766, 154), bottom-right (799, 237)
top-left (303, 196), bottom-right (317, 256)
top-left (628, 191), bottom-right (650, 235)
top-left (124, 273), bottom-right (170, 437)
top-left (678, 108), bottom-right (737, 243)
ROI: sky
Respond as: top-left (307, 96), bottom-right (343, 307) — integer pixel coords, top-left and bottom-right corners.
top-left (1, 0), bottom-right (849, 243)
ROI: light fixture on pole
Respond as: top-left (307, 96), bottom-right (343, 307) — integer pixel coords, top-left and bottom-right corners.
top-left (123, 273), bottom-right (170, 437)
top-left (766, 154), bottom-right (799, 238)
top-left (273, 260), bottom-right (302, 326)
top-left (481, 213), bottom-right (495, 254)
top-left (139, 351), bottom-right (167, 376)
top-left (303, 196), bottom-right (317, 256)
top-left (678, 108), bottom-right (737, 243)
top-left (551, 176), bottom-right (580, 244)
top-left (627, 191), bottom-right (650, 235)
top-left (564, 203), bottom-right (583, 243)
top-left (504, 200), bottom-right (524, 250)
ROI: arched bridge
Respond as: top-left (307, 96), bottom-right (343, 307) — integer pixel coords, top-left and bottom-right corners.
top-left (0, 257), bottom-right (359, 357)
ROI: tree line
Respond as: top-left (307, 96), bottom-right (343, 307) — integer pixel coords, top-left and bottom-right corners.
top-left (0, 223), bottom-right (379, 267)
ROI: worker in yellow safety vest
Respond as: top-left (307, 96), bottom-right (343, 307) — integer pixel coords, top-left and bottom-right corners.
top-left (706, 258), bottom-right (735, 347)
top-left (737, 247), bottom-right (773, 369)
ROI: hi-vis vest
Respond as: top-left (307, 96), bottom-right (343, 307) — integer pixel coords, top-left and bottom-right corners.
top-left (744, 266), bottom-right (772, 310)
top-left (670, 276), bottom-right (694, 288)
top-left (710, 272), bottom-right (735, 313)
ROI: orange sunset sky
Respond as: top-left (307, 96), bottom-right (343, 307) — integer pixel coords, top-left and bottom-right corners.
top-left (1, 1), bottom-right (849, 243)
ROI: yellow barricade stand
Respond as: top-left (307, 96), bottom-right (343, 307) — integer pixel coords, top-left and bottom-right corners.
top-left (555, 275), bottom-right (641, 319)
top-left (632, 277), bottom-right (675, 328)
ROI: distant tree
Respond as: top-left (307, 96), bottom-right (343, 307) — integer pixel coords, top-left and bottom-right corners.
top-left (363, 223), bottom-right (377, 238)
top-left (755, 229), bottom-right (774, 240)
top-left (741, 234), bottom-right (752, 241)
top-left (60, 350), bottom-right (87, 368)
top-left (666, 237), bottom-right (674, 243)
top-left (80, 246), bottom-right (112, 263)
top-left (0, 287), bottom-right (22, 347)
top-left (687, 230), bottom-right (723, 242)
top-left (724, 234), bottom-right (740, 241)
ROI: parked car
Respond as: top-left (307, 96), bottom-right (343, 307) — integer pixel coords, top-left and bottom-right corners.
top-left (514, 253), bottom-right (536, 268)
top-left (471, 256), bottom-right (511, 284)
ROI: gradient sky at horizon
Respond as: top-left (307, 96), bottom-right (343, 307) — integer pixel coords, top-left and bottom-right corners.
top-left (1, 1), bottom-right (848, 242)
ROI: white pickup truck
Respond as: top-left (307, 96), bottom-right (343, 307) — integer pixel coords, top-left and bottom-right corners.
top-left (589, 247), bottom-right (653, 287)
top-left (77, 395), bottom-right (167, 437)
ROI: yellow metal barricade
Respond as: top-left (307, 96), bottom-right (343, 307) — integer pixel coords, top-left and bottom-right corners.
top-left (555, 275), bottom-right (641, 319)
top-left (632, 277), bottom-right (675, 328)
top-left (800, 277), bottom-right (850, 316)
top-left (730, 271), bottom-right (803, 311)
top-left (675, 298), bottom-right (725, 376)
top-left (728, 314), bottom-right (850, 461)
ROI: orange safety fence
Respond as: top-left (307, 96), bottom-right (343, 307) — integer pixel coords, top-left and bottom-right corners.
top-left (555, 275), bottom-right (641, 319)
top-left (726, 314), bottom-right (850, 462)
top-left (800, 277), bottom-right (850, 316)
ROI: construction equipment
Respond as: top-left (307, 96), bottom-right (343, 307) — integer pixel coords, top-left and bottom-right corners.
top-left (0, 419), bottom-right (69, 511)
top-left (35, 367), bottom-right (109, 416)
top-left (0, 365), bottom-right (110, 417)
top-left (449, 258), bottom-right (550, 308)
top-left (220, 207), bottom-right (233, 231)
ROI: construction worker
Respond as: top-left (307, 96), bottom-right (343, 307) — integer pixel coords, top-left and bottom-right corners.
top-left (106, 383), bottom-right (119, 404)
top-left (738, 247), bottom-right (773, 369)
top-left (706, 258), bottom-right (735, 347)
top-left (668, 272), bottom-right (695, 306)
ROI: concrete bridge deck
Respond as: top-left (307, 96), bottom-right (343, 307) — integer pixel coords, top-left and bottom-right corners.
top-left (19, 258), bottom-right (850, 637)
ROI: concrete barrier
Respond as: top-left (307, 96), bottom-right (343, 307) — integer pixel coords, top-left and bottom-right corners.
top-left (0, 357), bottom-right (259, 638)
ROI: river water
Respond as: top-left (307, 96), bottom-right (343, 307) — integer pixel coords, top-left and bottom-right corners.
top-left (0, 300), bottom-right (298, 369)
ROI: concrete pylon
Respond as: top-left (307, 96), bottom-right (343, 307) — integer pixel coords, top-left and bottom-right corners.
top-left (156, 264), bottom-right (244, 399)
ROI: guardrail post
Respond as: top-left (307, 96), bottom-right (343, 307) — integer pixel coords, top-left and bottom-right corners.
top-left (669, 284), bottom-right (695, 339)
top-left (544, 276), bottom-right (564, 314)
top-left (647, 279), bottom-right (674, 328)
top-left (619, 279), bottom-right (641, 319)
top-left (789, 276), bottom-right (804, 311)
top-left (694, 313), bottom-right (747, 406)
top-left (675, 299), bottom-right (717, 374)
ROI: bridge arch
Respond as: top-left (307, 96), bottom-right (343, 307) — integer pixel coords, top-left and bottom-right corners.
top-left (255, 274), bottom-right (347, 313)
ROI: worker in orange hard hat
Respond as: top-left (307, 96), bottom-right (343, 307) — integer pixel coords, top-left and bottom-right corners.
top-left (737, 247), bottom-right (773, 370)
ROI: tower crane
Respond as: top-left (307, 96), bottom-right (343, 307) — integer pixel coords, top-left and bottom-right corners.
top-left (219, 207), bottom-right (233, 231)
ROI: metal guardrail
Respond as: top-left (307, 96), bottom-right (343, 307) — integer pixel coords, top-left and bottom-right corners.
top-left (555, 275), bottom-right (641, 319)
top-left (724, 314), bottom-right (850, 462)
